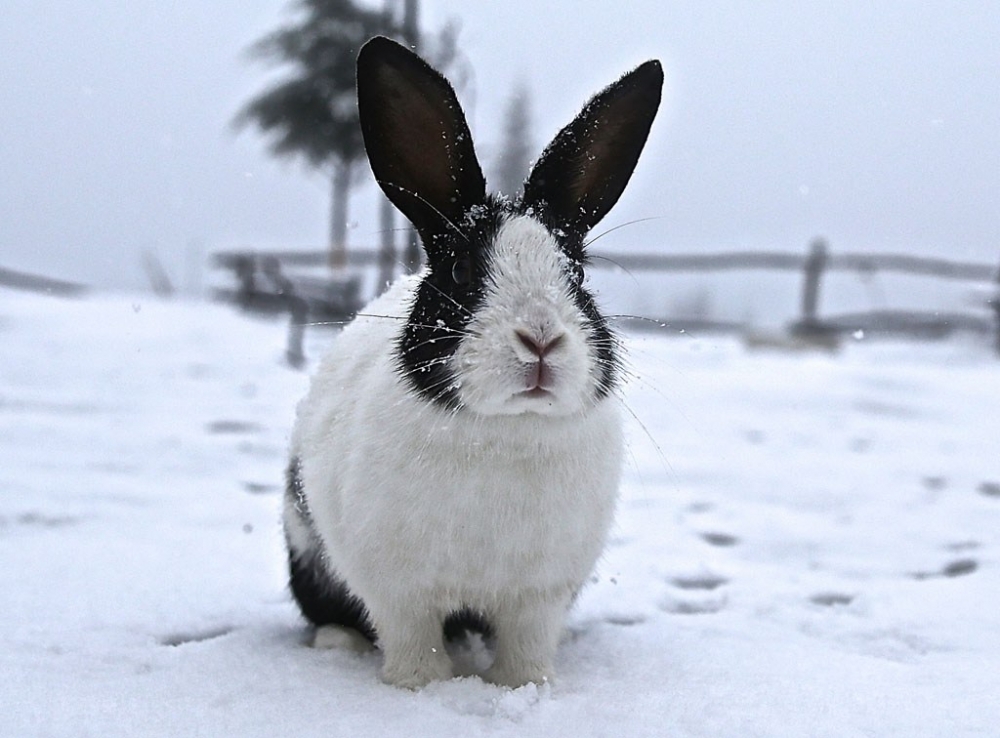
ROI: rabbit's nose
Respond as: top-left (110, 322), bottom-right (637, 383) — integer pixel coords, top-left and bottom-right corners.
top-left (515, 330), bottom-right (565, 359)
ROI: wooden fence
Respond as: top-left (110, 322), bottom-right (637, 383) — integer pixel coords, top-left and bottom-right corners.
top-left (593, 239), bottom-right (999, 346)
top-left (0, 266), bottom-right (86, 297)
top-left (212, 239), bottom-right (1000, 362)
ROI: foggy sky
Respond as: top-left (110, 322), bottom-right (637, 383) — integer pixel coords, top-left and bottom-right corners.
top-left (2, 0), bottom-right (998, 292)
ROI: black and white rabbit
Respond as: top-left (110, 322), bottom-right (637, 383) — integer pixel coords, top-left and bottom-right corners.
top-left (284, 36), bottom-right (662, 689)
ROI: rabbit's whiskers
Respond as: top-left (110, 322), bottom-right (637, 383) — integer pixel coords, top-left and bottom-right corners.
top-left (383, 182), bottom-right (473, 247)
top-left (582, 216), bottom-right (665, 251)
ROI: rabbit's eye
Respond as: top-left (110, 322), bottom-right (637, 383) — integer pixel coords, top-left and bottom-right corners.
top-left (451, 257), bottom-right (473, 287)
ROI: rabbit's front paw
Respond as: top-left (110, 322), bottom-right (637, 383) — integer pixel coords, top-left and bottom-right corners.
top-left (380, 648), bottom-right (453, 689)
top-left (483, 657), bottom-right (555, 689)
top-left (484, 659), bottom-right (554, 689)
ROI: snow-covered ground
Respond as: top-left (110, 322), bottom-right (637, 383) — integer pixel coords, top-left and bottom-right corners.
top-left (2, 291), bottom-right (998, 737)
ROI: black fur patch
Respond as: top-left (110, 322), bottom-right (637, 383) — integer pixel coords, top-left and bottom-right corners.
top-left (443, 607), bottom-right (495, 643)
top-left (287, 551), bottom-right (377, 643)
top-left (396, 195), bottom-right (509, 408)
top-left (285, 458), bottom-right (377, 642)
top-left (569, 266), bottom-right (621, 400)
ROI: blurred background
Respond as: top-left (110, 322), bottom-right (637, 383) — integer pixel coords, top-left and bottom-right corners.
top-left (2, 0), bottom-right (998, 335)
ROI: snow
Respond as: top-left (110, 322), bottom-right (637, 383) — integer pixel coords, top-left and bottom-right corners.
top-left (2, 291), bottom-right (998, 737)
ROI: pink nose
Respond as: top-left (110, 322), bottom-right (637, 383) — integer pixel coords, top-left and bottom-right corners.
top-left (516, 330), bottom-right (564, 358)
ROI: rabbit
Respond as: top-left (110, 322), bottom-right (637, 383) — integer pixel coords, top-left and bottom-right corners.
top-left (284, 35), bottom-right (662, 689)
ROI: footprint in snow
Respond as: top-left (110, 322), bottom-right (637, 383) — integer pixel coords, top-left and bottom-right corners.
top-left (700, 532), bottom-right (740, 547)
top-left (945, 541), bottom-right (980, 553)
top-left (243, 481), bottom-right (279, 495)
top-left (810, 593), bottom-right (855, 607)
top-left (670, 574), bottom-right (729, 591)
top-left (659, 594), bottom-right (726, 615)
top-left (659, 571), bottom-right (729, 615)
top-left (206, 419), bottom-right (261, 435)
top-left (978, 481), bottom-right (1000, 499)
top-left (604, 615), bottom-right (647, 627)
top-left (921, 476), bottom-right (947, 492)
top-left (0, 512), bottom-right (79, 531)
top-left (911, 558), bottom-right (978, 581)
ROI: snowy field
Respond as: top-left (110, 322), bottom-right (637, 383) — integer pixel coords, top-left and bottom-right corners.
top-left (2, 291), bottom-right (998, 737)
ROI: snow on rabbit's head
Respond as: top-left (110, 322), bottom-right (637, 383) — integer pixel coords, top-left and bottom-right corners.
top-left (357, 37), bottom-right (662, 417)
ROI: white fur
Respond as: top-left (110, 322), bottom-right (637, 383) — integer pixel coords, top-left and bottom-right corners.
top-left (452, 216), bottom-right (602, 417)
top-left (287, 217), bottom-right (624, 688)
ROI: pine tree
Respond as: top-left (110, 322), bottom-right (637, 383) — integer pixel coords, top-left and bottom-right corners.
top-left (234, 0), bottom-right (394, 269)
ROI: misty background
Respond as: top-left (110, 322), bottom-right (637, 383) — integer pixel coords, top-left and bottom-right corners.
top-left (2, 1), bottom-right (998, 324)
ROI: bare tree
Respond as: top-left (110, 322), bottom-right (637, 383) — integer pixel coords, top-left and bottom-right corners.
top-left (236, 0), bottom-right (467, 279)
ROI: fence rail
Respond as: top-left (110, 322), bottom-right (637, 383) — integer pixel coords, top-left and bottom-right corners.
top-left (0, 266), bottom-right (86, 297)
top-left (592, 249), bottom-right (997, 282)
top-left (212, 239), bottom-right (1000, 362)
top-left (212, 246), bottom-right (998, 281)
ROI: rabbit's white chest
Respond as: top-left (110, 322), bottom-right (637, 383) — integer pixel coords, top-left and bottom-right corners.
top-left (366, 418), bottom-right (620, 595)
top-left (299, 375), bottom-right (623, 603)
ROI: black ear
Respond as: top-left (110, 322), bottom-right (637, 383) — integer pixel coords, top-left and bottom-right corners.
top-left (357, 37), bottom-right (486, 248)
top-left (522, 60), bottom-right (663, 240)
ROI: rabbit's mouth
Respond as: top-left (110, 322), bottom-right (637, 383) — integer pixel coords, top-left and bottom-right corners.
top-left (512, 360), bottom-right (561, 408)
top-left (522, 357), bottom-right (555, 392)
top-left (506, 386), bottom-right (559, 415)
top-left (518, 386), bottom-right (554, 401)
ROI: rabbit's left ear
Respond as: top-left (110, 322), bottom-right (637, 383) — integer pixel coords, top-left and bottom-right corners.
top-left (357, 37), bottom-right (486, 249)
top-left (523, 60), bottom-right (663, 240)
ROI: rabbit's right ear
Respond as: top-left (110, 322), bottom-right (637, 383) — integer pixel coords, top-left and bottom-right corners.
top-left (357, 37), bottom-right (486, 250)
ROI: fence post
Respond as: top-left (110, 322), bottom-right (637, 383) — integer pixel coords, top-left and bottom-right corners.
top-left (403, 230), bottom-right (422, 275)
top-left (991, 257), bottom-right (1000, 357)
top-left (800, 238), bottom-right (829, 327)
top-left (285, 297), bottom-right (307, 369)
top-left (376, 196), bottom-right (396, 295)
top-left (233, 255), bottom-right (258, 309)
top-left (261, 256), bottom-right (307, 369)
